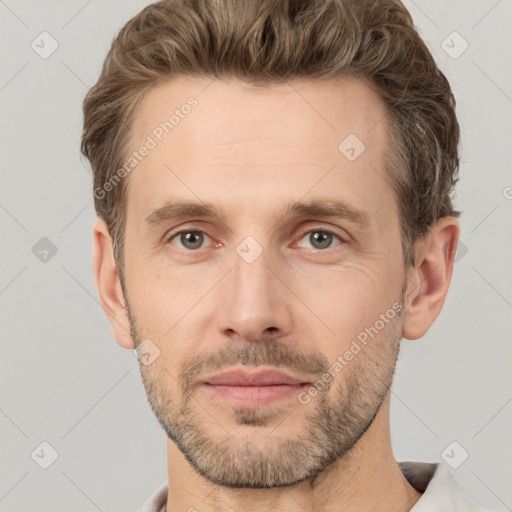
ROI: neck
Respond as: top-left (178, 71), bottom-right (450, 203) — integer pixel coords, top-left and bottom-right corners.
top-left (163, 396), bottom-right (422, 512)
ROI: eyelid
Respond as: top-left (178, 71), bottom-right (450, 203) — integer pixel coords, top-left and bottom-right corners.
top-left (164, 221), bottom-right (213, 240)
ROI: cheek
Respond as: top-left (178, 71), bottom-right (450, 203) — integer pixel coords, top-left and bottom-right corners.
top-left (125, 253), bottom-right (209, 332)
top-left (289, 260), bottom-right (402, 346)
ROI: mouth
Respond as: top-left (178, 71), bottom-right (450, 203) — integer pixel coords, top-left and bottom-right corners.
top-left (199, 368), bottom-right (311, 406)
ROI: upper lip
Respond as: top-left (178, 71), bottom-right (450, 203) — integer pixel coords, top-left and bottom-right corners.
top-left (201, 368), bottom-right (310, 386)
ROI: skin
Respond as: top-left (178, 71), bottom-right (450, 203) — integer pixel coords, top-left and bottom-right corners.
top-left (93, 75), bottom-right (459, 512)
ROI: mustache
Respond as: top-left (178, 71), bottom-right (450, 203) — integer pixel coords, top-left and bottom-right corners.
top-left (179, 337), bottom-right (330, 392)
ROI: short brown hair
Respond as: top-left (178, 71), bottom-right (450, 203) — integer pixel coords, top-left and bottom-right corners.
top-left (81, 0), bottom-right (460, 271)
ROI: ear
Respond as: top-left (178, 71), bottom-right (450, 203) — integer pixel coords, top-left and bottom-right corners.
top-left (402, 217), bottom-right (460, 340)
top-left (92, 218), bottom-right (134, 349)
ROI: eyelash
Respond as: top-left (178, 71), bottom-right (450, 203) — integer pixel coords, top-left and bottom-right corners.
top-left (166, 227), bottom-right (345, 251)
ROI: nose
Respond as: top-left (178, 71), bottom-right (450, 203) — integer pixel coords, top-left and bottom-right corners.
top-left (216, 242), bottom-right (292, 342)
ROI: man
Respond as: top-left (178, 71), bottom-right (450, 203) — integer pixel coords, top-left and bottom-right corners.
top-left (81, 0), bottom-right (495, 510)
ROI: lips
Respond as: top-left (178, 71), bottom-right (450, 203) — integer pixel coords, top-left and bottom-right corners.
top-left (200, 368), bottom-right (311, 406)
top-left (201, 368), bottom-right (309, 387)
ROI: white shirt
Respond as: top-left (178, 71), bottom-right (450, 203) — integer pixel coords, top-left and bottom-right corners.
top-left (139, 460), bottom-right (496, 512)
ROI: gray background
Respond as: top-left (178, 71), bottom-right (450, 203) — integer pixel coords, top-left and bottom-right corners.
top-left (0, 1), bottom-right (511, 510)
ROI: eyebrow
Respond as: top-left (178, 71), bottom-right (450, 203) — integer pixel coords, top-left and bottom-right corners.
top-left (144, 198), bottom-right (371, 230)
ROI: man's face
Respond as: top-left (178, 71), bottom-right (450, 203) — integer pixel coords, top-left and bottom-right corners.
top-left (122, 76), bottom-right (407, 487)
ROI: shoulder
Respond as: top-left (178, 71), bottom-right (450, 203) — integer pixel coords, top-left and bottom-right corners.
top-left (399, 461), bottom-right (497, 511)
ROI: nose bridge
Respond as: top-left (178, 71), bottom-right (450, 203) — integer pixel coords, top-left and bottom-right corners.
top-left (217, 235), bottom-right (291, 341)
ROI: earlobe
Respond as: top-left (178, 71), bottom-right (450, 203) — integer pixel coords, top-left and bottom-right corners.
top-left (92, 218), bottom-right (134, 349)
top-left (402, 217), bottom-right (460, 340)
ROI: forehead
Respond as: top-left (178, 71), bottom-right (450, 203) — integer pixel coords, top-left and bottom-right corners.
top-left (125, 75), bottom-right (394, 226)
top-left (130, 75), bottom-right (388, 153)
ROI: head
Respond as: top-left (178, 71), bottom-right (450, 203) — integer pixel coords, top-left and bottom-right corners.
top-left (84, 0), bottom-right (460, 488)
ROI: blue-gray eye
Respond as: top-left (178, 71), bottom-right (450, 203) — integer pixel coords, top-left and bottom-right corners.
top-left (298, 230), bottom-right (341, 250)
top-left (170, 231), bottom-right (211, 250)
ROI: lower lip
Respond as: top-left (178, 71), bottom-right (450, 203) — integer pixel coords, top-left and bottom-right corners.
top-left (202, 383), bottom-right (307, 406)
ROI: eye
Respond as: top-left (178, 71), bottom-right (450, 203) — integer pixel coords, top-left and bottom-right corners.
top-left (166, 228), bottom-right (343, 252)
top-left (168, 230), bottom-right (212, 250)
top-left (296, 229), bottom-right (343, 250)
